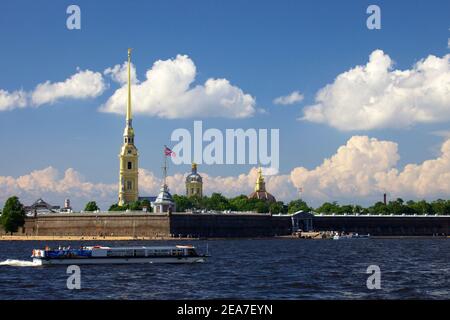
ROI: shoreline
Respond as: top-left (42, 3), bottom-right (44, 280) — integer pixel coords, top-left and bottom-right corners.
top-left (0, 235), bottom-right (197, 241)
top-left (0, 235), bottom-right (448, 241)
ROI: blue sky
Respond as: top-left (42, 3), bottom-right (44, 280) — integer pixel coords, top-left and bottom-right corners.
top-left (0, 0), bottom-right (449, 209)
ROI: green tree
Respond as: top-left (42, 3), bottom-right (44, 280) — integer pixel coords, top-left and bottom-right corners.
top-left (338, 204), bottom-right (353, 214)
top-left (1, 196), bottom-right (26, 234)
top-left (269, 201), bottom-right (287, 214)
top-left (254, 200), bottom-right (270, 213)
top-left (287, 199), bottom-right (311, 214)
top-left (189, 195), bottom-right (205, 210)
top-left (431, 199), bottom-right (450, 215)
top-left (229, 195), bottom-right (251, 211)
top-left (352, 205), bottom-right (364, 214)
top-left (316, 201), bottom-right (340, 215)
top-left (386, 198), bottom-right (406, 215)
top-left (369, 201), bottom-right (389, 215)
top-left (141, 199), bottom-right (151, 210)
top-left (128, 201), bottom-right (141, 211)
top-left (173, 195), bottom-right (193, 212)
top-left (406, 200), bottom-right (433, 215)
top-left (205, 193), bottom-right (230, 211)
top-left (84, 201), bottom-right (99, 212)
top-left (108, 203), bottom-right (128, 211)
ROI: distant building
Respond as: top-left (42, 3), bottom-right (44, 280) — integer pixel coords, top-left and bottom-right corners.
top-left (138, 196), bottom-right (156, 212)
top-left (24, 198), bottom-right (60, 215)
top-left (151, 185), bottom-right (176, 213)
top-left (138, 196), bottom-right (157, 203)
top-left (248, 167), bottom-right (276, 203)
top-left (60, 198), bottom-right (73, 213)
top-left (151, 152), bottom-right (176, 213)
top-left (186, 163), bottom-right (203, 197)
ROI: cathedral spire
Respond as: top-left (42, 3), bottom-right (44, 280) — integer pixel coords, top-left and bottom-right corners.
top-left (255, 166), bottom-right (266, 192)
top-left (126, 48), bottom-right (132, 127)
top-left (118, 48), bottom-right (139, 206)
top-left (248, 166), bottom-right (276, 203)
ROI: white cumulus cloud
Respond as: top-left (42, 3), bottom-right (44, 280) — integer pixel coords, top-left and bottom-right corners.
top-left (104, 61), bottom-right (138, 85)
top-left (0, 167), bottom-right (116, 211)
top-left (301, 50), bottom-right (450, 130)
top-left (0, 89), bottom-right (27, 111)
top-left (290, 136), bottom-right (399, 202)
top-left (100, 54), bottom-right (257, 119)
top-left (290, 135), bottom-right (450, 204)
top-left (31, 69), bottom-right (106, 106)
top-left (273, 91), bottom-right (304, 105)
top-left (0, 69), bottom-right (107, 111)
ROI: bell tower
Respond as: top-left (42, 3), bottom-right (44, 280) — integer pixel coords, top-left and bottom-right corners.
top-left (186, 163), bottom-right (203, 197)
top-left (118, 48), bottom-right (139, 206)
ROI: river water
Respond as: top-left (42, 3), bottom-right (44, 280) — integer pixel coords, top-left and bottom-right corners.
top-left (0, 239), bottom-right (448, 299)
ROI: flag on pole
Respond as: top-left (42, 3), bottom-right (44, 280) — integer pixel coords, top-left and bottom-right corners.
top-left (164, 145), bottom-right (176, 157)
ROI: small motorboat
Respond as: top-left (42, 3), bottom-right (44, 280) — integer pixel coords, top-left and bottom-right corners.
top-left (332, 232), bottom-right (370, 240)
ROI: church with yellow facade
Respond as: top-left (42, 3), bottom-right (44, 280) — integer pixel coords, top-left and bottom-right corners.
top-left (248, 167), bottom-right (276, 203)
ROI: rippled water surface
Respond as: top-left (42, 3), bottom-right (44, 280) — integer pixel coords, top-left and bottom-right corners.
top-left (0, 239), bottom-right (448, 299)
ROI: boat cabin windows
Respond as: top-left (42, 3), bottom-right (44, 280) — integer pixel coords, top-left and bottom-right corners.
top-left (134, 249), bottom-right (146, 257)
top-left (107, 249), bottom-right (134, 257)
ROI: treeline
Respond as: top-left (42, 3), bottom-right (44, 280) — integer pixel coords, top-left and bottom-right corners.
top-left (173, 194), bottom-right (311, 214)
top-left (171, 195), bottom-right (450, 216)
top-left (315, 198), bottom-right (450, 215)
top-left (51, 195), bottom-right (450, 216)
top-left (2, 195), bottom-right (450, 236)
top-left (108, 199), bottom-right (152, 212)
top-left (106, 195), bottom-right (309, 214)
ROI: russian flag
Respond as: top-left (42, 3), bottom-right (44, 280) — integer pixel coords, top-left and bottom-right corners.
top-left (164, 145), bottom-right (176, 157)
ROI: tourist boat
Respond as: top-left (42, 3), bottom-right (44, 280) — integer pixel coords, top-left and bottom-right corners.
top-left (31, 245), bottom-right (208, 265)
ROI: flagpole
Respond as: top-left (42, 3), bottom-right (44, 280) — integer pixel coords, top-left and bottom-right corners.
top-left (163, 146), bottom-right (168, 187)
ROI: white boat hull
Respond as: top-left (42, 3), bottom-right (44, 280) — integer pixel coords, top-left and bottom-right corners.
top-left (33, 256), bottom-right (206, 265)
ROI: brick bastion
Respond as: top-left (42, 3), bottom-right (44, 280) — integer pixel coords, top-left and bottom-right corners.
top-left (8, 212), bottom-right (292, 238)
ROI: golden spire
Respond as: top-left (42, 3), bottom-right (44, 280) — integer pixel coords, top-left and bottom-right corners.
top-left (255, 166), bottom-right (266, 192)
top-left (126, 48), bottom-right (132, 126)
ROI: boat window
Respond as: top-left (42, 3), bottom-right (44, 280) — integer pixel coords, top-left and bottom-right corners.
top-left (107, 249), bottom-right (134, 257)
top-left (134, 249), bottom-right (145, 257)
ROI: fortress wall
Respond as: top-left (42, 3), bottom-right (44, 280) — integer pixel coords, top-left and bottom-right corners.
top-left (5, 212), bottom-right (448, 238)
top-left (170, 213), bottom-right (292, 237)
top-left (20, 213), bottom-right (171, 237)
top-left (10, 212), bottom-right (292, 238)
top-left (313, 216), bottom-right (450, 236)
